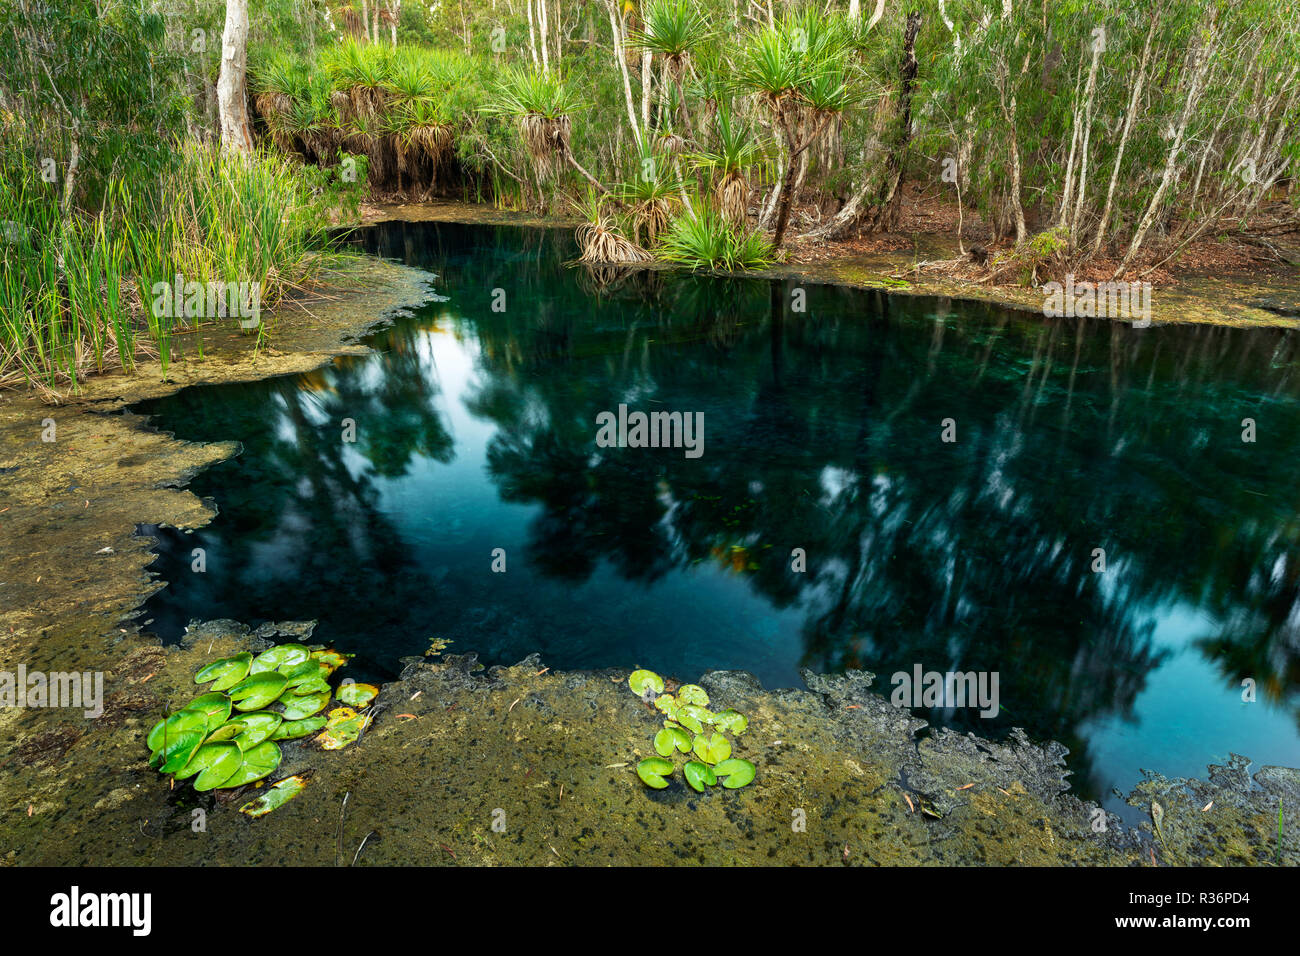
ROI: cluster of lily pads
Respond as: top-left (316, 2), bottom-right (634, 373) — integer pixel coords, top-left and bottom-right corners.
top-left (145, 644), bottom-right (378, 814)
top-left (628, 670), bottom-right (756, 793)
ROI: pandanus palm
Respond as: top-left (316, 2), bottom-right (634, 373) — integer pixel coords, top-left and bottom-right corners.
top-left (628, 0), bottom-right (711, 136)
top-left (737, 12), bottom-right (861, 250)
top-left (691, 104), bottom-right (765, 228)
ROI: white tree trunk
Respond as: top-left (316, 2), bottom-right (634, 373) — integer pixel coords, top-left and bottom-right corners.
top-left (218, 0), bottom-right (253, 155)
top-left (1091, 15), bottom-right (1155, 258)
top-left (606, 3), bottom-right (640, 141)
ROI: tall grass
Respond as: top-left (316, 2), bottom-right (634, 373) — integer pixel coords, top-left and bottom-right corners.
top-left (658, 206), bottom-right (773, 271)
top-left (0, 145), bottom-right (351, 393)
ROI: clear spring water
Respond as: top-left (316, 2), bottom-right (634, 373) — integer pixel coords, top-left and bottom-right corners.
top-left (134, 220), bottom-right (1300, 815)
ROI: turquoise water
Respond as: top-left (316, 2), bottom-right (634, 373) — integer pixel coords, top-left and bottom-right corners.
top-left (135, 220), bottom-right (1300, 815)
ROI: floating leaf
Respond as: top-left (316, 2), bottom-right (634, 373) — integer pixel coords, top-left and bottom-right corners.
top-left (636, 757), bottom-right (674, 789)
top-left (194, 652), bottom-right (252, 692)
top-left (310, 649), bottom-right (350, 672)
top-left (281, 690), bottom-right (331, 721)
top-left (231, 711), bottom-right (283, 750)
top-left (204, 720), bottom-right (246, 743)
top-left (653, 728), bottom-right (677, 758)
top-left (677, 684), bottom-right (709, 707)
top-left (183, 692), bottom-right (234, 733)
top-left (712, 758), bottom-right (755, 789)
top-left (290, 678), bottom-right (332, 697)
top-left (147, 708), bottom-right (209, 753)
top-left (336, 682), bottom-right (379, 708)
top-left (228, 671), bottom-right (288, 711)
top-left (653, 693), bottom-right (678, 718)
top-left (279, 659), bottom-right (331, 689)
top-left (219, 741), bottom-right (282, 788)
top-left (314, 707), bottom-right (367, 750)
top-left (151, 729), bottom-right (205, 773)
top-left (692, 732), bottom-right (731, 764)
top-left (191, 743), bottom-right (244, 791)
top-left (628, 669), bottom-right (664, 697)
top-left (271, 715), bottom-right (329, 740)
top-left (662, 724), bottom-right (692, 752)
top-left (712, 709), bottom-right (748, 735)
top-left (249, 644), bottom-right (311, 674)
top-left (239, 775), bottom-right (310, 818)
top-left (676, 704), bottom-right (710, 735)
top-left (684, 760), bottom-right (718, 792)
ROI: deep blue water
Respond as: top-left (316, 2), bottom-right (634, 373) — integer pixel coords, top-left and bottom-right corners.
top-left (134, 220), bottom-right (1300, 816)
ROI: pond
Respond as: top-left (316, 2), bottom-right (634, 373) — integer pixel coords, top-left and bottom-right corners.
top-left (134, 219), bottom-right (1300, 819)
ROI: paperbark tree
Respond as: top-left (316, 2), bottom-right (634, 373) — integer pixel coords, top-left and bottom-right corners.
top-left (217, 0), bottom-right (253, 155)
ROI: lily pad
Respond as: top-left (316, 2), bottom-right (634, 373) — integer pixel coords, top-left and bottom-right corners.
top-left (279, 659), bottom-right (331, 689)
top-left (314, 707), bottom-right (368, 750)
top-left (636, 757), bottom-right (674, 789)
top-left (336, 682), bottom-right (379, 708)
top-left (290, 678), bottom-right (332, 697)
top-left (677, 684), bottom-right (709, 707)
top-left (239, 775), bottom-right (310, 818)
top-left (660, 724), bottom-right (692, 753)
top-left (147, 708), bottom-right (209, 753)
top-left (231, 711), bottom-right (283, 750)
top-left (190, 743), bottom-right (244, 791)
top-left (271, 715), bottom-right (329, 740)
top-left (712, 758), bottom-right (756, 789)
top-left (628, 669), bottom-right (664, 697)
top-left (193, 652), bottom-right (252, 692)
top-left (310, 649), bottom-right (350, 672)
top-left (280, 690), bottom-right (330, 721)
top-left (712, 709), bottom-right (749, 735)
top-left (204, 720), bottom-right (246, 743)
top-left (183, 692), bottom-right (234, 732)
top-left (228, 671), bottom-right (288, 711)
top-left (692, 732), bottom-right (731, 764)
top-left (249, 644), bottom-right (311, 674)
top-left (675, 705), bottom-right (708, 735)
top-left (684, 760), bottom-right (717, 792)
top-left (219, 741), bottom-right (282, 788)
top-left (652, 693), bottom-right (678, 718)
top-left (150, 729), bottom-right (205, 773)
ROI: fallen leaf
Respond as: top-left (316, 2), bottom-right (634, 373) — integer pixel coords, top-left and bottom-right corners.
top-left (957, 783), bottom-right (975, 791)
top-left (903, 792), bottom-right (914, 813)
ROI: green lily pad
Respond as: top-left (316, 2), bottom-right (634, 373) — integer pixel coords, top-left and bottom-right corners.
top-left (183, 692), bottom-right (234, 733)
top-left (712, 758), bottom-right (756, 789)
top-left (280, 690), bottom-right (330, 721)
top-left (150, 728), bottom-right (205, 773)
top-left (336, 682), bottom-right (379, 708)
top-left (676, 704), bottom-right (709, 735)
top-left (279, 659), bottom-right (330, 688)
top-left (228, 671), bottom-right (288, 711)
top-left (692, 732), bottom-right (731, 764)
top-left (203, 720), bottom-right (246, 743)
top-left (147, 708), bottom-right (209, 753)
top-left (239, 775), bottom-right (310, 818)
top-left (190, 743), bottom-right (244, 791)
top-left (290, 678), bottom-right (332, 697)
top-left (712, 709), bottom-right (749, 734)
top-left (660, 724), bottom-right (692, 753)
top-left (653, 693), bottom-right (678, 719)
top-left (684, 760), bottom-right (717, 792)
top-left (218, 741), bottom-right (282, 788)
top-left (628, 669), bottom-right (664, 697)
top-left (194, 652), bottom-right (252, 692)
top-left (271, 715), bottom-right (329, 740)
top-left (677, 684), bottom-right (709, 707)
top-left (310, 649), bottom-right (350, 672)
top-left (249, 644), bottom-right (311, 674)
top-left (231, 711), bottom-right (283, 750)
top-left (314, 707), bottom-right (368, 750)
top-left (636, 757), bottom-right (674, 789)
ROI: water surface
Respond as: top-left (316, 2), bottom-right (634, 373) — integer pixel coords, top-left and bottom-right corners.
top-left (135, 220), bottom-right (1300, 816)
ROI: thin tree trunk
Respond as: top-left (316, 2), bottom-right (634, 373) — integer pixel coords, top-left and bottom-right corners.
top-left (1091, 14), bottom-right (1155, 259)
top-left (606, 3), bottom-right (640, 140)
top-left (1112, 21), bottom-right (1218, 279)
top-left (218, 0), bottom-right (253, 155)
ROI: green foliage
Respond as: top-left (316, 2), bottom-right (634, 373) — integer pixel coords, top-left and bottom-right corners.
top-left (658, 207), bottom-right (773, 271)
top-left (144, 644), bottom-right (372, 808)
top-left (624, 670), bottom-right (755, 793)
